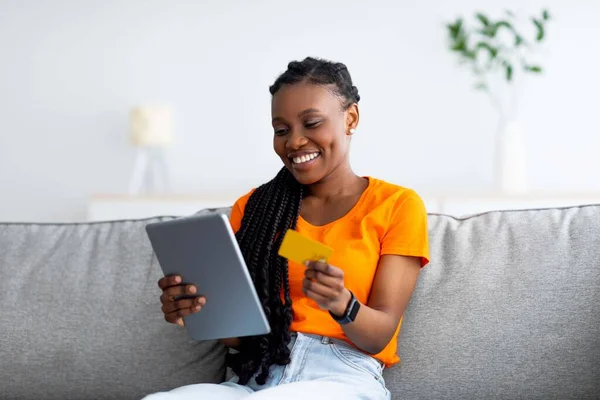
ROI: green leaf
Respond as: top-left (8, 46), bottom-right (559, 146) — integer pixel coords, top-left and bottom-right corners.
top-left (447, 18), bottom-right (463, 39)
top-left (542, 9), bottom-right (550, 21)
top-left (532, 18), bottom-right (545, 41)
top-left (479, 25), bottom-right (497, 38)
top-left (525, 65), bottom-right (543, 73)
top-left (451, 36), bottom-right (467, 52)
top-left (494, 20), bottom-right (514, 32)
top-left (463, 50), bottom-right (477, 60)
top-left (475, 42), bottom-right (498, 59)
top-left (515, 35), bottom-right (524, 46)
top-left (474, 82), bottom-right (488, 92)
top-left (476, 13), bottom-right (490, 27)
top-left (505, 64), bottom-right (513, 81)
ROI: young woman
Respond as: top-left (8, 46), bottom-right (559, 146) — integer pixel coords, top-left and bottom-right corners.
top-left (145, 57), bottom-right (429, 400)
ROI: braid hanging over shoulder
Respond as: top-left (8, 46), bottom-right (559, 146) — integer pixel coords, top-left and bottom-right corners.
top-left (228, 167), bottom-right (302, 385)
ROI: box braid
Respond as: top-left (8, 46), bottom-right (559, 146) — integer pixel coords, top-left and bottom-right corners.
top-left (227, 57), bottom-right (360, 386)
top-left (227, 167), bottom-right (302, 385)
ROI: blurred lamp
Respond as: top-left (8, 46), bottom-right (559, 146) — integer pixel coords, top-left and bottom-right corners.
top-left (128, 106), bottom-right (172, 194)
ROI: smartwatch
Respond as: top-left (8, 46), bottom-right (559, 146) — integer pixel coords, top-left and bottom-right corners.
top-left (329, 290), bottom-right (360, 325)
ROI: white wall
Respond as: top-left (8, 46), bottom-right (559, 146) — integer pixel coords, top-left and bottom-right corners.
top-left (1, 0), bottom-right (598, 222)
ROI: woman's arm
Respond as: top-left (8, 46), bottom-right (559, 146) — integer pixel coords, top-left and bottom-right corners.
top-left (338, 255), bottom-right (421, 354)
top-left (220, 337), bottom-right (241, 348)
top-left (304, 254), bottom-right (421, 354)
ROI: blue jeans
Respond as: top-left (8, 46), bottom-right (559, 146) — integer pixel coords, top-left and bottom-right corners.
top-left (143, 332), bottom-right (391, 399)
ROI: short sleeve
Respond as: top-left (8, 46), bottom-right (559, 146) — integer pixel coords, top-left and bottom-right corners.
top-left (229, 189), bottom-right (255, 234)
top-left (381, 190), bottom-right (430, 267)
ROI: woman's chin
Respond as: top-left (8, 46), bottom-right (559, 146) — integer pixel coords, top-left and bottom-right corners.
top-left (285, 166), bottom-right (323, 186)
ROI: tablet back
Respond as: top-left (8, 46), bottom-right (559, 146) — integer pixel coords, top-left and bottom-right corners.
top-left (146, 213), bottom-right (270, 341)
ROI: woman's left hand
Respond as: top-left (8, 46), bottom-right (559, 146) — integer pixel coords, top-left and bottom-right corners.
top-left (303, 261), bottom-right (352, 316)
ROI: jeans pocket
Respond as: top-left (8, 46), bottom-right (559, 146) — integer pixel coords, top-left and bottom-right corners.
top-left (329, 341), bottom-right (384, 382)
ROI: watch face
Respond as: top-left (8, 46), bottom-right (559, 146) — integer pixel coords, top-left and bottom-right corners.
top-left (348, 298), bottom-right (360, 321)
top-left (329, 291), bottom-right (360, 324)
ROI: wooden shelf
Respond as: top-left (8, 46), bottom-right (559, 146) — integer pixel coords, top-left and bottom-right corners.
top-left (87, 192), bottom-right (600, 221)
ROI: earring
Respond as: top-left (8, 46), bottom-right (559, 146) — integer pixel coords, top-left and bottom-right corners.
top-left (349, 128), bottom-right (356, 134)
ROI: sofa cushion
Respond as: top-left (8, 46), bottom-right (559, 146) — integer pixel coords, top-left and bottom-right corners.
top-left (0, 217), bottom-right (226, 400)
top-left (2, 204), bottom-right (599, 400)
top-left (386, 204), bottom-right (600, 399)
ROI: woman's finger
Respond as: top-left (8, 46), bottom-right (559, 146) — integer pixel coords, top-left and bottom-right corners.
top-left (164, 304), bottom-right (203, 324)
top-left (158, 275), bottom-right (182, 290)
top-left (305, 261), bottom-right (344, 278)
top-left (161, 296), bottom-right (206, 314)
top-left (160, 284), bottom-right (198, 303)
top-left (303, 287), bottom-right (332, 309)
top-left (163, 310), bottom-right (184, 325)
top-left (302, 278), bottom-right (339, 300)
top-left (304, 269), bottom-right (345, 291)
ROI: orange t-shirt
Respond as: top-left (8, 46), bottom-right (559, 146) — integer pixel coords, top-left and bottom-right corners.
top-left (229, 176), bottom-right (430, 367)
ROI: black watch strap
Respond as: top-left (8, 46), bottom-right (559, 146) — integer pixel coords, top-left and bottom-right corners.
top-left (329, 290), bottom-right (360, 325)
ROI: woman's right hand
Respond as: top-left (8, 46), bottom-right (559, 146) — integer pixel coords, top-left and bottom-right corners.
top-left (158, 275), bottom-right (206, 327)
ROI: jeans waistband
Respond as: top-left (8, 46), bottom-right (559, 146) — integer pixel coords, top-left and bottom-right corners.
top-left (290, 332), bottom-right (384, 368)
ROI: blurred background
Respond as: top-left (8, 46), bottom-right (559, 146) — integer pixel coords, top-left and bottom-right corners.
top-left (1, 0), bottom-right (599, 222)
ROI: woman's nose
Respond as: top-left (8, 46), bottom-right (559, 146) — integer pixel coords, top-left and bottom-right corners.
top-left (286, 130), bottom-right (308, 150)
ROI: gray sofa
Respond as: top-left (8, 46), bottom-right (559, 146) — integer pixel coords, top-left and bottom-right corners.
top-left (1, 204), bottom-right (599, 399)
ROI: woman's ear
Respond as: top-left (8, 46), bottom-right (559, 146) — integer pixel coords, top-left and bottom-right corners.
top-left (345, 103), bottom-right (359, 136)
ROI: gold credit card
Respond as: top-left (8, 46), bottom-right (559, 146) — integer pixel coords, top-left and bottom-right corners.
top-left (278, 229), bottom-right (333, 265)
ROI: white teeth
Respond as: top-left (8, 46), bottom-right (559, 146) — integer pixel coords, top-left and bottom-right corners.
top-left (292, 152), bottom-right (319, 164)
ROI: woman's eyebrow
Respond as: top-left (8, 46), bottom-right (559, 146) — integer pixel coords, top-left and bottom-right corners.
top-left (298, 108), bottom-right (321, 117)
top-left (272, 108), bottom-right (322, 124)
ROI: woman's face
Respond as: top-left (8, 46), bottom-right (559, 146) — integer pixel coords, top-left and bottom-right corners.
top-left (271, 82), bottom-right (358, 185)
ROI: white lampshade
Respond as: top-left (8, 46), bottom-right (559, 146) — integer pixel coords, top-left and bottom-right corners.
top-left (129, 106), bottom-right (173, 147)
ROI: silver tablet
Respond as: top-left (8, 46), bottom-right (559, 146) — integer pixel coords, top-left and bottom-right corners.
top-left (145, 213), bottom-right (270, 341)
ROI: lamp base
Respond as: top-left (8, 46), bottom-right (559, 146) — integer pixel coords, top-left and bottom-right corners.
top-left (129, 147), bottom-right (170, 195)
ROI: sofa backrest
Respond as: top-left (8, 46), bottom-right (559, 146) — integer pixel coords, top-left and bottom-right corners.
top-left (1, 204), bottom-right (599, 399)
top-left (0, 215), bottom-right (226, 400)
top-left (388, 204), bottom-right (600, 399)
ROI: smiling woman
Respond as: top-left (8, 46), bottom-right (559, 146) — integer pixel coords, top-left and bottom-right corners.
top-left (144, 57), bottom-right (430, 400)
top-left (270, 63), bottom-right (360, 186)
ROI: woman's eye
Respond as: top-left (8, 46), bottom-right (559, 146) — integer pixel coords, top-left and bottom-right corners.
top-left (305, 120), bottom-right (321, 128)
top-left (274, 128), bottom-right (288, 136)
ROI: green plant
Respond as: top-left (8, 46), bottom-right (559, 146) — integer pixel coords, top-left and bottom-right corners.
top-left (447, 9), bottom-right (551, 93)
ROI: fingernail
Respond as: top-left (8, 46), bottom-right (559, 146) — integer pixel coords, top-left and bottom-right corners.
top-left (194, 305), bottom-right (201, 311)
top-left (174, 276), bottom-right (181, 283)
top-left (196, 297), bottom-right (204, 305)
top-left (188, 285), bottom-right (196, 294)
top-left (304, 261), bottom-right (310, 266)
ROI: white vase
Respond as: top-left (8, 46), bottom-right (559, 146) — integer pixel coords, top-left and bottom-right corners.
top-left (495, 118), bottom-right (528, 194)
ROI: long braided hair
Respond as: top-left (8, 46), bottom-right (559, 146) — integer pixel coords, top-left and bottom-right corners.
top-left (227, 57), bottom-right (361, 385)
